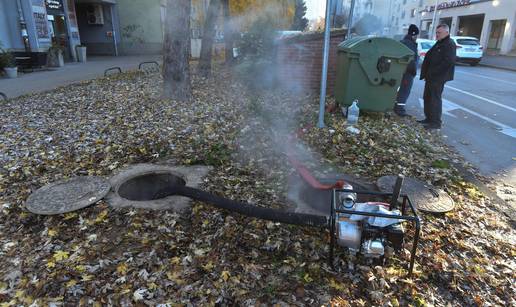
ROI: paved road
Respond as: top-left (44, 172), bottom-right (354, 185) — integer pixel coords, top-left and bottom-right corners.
top-left (0, 55), bottom-right (161, 99)
top-left (406, 65), bottom-right (516, 185)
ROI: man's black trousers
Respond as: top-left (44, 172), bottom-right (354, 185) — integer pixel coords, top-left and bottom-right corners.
top-left (423, 81), bottom-right (445, 125)
top-left (394, 72), bottom-right (415, 114)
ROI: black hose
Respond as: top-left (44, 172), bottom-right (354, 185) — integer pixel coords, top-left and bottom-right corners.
top-left (172, 185), bottom-right (329, 228)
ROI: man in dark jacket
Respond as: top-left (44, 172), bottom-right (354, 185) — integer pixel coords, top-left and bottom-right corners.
top-left (394, 24), bottom-right (419, 117)
top-left (418, 24), bottom-right (456, 129)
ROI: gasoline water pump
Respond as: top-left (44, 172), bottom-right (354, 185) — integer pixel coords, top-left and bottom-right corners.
top-left (329, 176), bottom-right (420, 273)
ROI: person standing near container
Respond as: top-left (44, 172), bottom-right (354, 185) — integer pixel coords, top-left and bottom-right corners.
top-left (394, 24), bottom-right (419, 117)
top-left (418, 24), bottom-right (456, 129)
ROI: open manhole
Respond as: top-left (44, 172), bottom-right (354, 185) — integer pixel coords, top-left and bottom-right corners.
top-left (118, 172), bottom-right (186, 201)
top-left (106, 163), bottom-right (212, 212)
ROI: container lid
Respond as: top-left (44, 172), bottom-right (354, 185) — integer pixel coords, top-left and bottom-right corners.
top-left (26, 176), bottom-right (111, 215)
top-left (377, 175), bottom-right (455, 213)
top-left (338, 36), bottom-right (414, 85)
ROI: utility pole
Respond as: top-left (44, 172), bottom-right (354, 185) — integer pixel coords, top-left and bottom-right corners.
top-left (317, 0), bottom-right (333, 128)
top-left (346, 0), bottom-right (356, 40)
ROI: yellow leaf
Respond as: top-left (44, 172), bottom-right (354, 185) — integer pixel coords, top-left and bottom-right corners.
top-left (169, 257), bottom-right (181, 265)
top-left (203, 261), bottom-right (214, 271)
top-left (75, 265), bottom-right (86, 273)
top-left (221, 270), bottom-right (230, 282)
top-left (81, 274), bottom-right (94, 282)
top-left (48, 229), bottom-right (57, 237)
top-left (52, 250), bottom-right (70, 262)
top-left (95, 209), bottom-right (108, 223)
top-left (1, 299), bottom-right (17, 307)
top-left (63, 212), bottom-right (77, 220)
top-left (328, 278), bottom-right (346, 291)
top-left (66, 280), bottom-right (77, 288)
top-left (147, 282), bottom-right (158, 290)
top-left (117, 263), bottom-right (128, 275)
top-left (303, 273), bottom-right (313, 283)
top-left (22, 296), bottom-right (34, 305)
top-left (14, 290), bottom-right (25, 299)
top-left (166, 271), bottom-right (185, 285)
top-left (46, 261), bottom-right (56, 268)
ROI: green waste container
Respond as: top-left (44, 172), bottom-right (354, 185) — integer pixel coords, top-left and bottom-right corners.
top-left (334, 36), bottom-right (414, 112)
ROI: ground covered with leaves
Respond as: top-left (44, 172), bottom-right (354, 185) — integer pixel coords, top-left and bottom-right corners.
top-left (0, 68), bottom-right (514, 306)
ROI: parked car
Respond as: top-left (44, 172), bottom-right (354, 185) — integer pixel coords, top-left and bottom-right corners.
top-left (451, 36), bottom-right (483, 66)
top-left (416, 38), bottom-right (436, 65)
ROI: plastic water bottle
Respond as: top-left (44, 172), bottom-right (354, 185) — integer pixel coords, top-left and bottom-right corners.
top-left (347, 100), bottom-right (360, 125)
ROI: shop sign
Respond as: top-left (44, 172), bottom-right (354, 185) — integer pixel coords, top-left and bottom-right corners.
top-left (45, 0), bottom-right (64, 14)
top-left (32, 0), bottom-right (50, 42)
top-left (427, 0), bottom-right (480, 12)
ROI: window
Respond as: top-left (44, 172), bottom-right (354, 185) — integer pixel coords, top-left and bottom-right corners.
top-left (420, 42), bottom-right (434, 49)
top-left (403, 0), bottom-right (407, 4)
top-left (456, 39), bottom-right (480, 45)
top-left (402, 11), bottom-right (405, 19)
top-left (419, 0), bottom-right (424, 7)
top-left (411, 8), bottom-right (416, 17)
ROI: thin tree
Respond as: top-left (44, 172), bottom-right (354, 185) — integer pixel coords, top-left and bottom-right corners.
top-left (163, 0), bottom-right (192, 100)
top-left (199, 0), bottom-right (221, 77)
top-left (291, 0), bottom-right (308, 31)
top-left (221, 0), bottom-right (234, 66)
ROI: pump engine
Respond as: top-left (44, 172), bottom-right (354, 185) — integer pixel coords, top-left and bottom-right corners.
top-left (329, 179), bottom-right (420, 274)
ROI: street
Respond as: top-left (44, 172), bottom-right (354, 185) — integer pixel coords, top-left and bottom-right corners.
top-left (406, 65), bottom-right (516, 185)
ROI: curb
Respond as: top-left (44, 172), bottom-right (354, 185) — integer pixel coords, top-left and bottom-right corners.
top-left (478, 63), bottom-right (516, 72)
top-left (452, 162), bottom-right (516, 224)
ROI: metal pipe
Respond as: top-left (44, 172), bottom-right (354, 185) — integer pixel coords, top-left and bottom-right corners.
top-left (431, 0), bottom-right (439, 39)
top-left (16, 0), bottom-right (30, 51)
top-left (346, 0), bottom-right (356, 39)
top-left (317, 0), bottom-right (333, 128)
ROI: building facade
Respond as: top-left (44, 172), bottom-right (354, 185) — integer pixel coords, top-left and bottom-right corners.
top-left (0, 0), bottom-right (212, 61)
top-left (389, 0), bottom-right (516, 55)
top-left (351, 0), bottom-right (392, 36)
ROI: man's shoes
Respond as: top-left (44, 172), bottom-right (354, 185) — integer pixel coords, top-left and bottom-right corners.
top-left (417, 119), bottom-right (431, 124)
top-left (424, 122), bottom-right (442, 130)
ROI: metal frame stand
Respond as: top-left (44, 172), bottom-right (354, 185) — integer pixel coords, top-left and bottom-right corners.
top-left (329, 188), bottom-right (421, 276)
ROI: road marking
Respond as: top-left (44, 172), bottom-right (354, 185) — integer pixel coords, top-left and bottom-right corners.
top-left (419, 98), bottom-right (516, 138)
top-left (455, 70), bottom-right (516, 86)
top-left (445, 85), bottom-right (516, 112)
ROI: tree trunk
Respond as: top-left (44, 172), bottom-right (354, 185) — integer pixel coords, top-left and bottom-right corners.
top-left (221, 0), bottom-right (234, 66)
top-left (199, 0), bottom-right (221, 77)
top-left (163, 0), bottom-right (192, 101)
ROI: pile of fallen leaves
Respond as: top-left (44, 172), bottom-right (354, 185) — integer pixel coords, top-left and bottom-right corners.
top-left (0, 68), bottom-right (514, 306)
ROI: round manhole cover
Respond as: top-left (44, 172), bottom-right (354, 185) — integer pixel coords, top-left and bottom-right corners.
top-left (26, 176), bottom-right (111, 215)
top-left (377, 176), bottom-right (455, 213)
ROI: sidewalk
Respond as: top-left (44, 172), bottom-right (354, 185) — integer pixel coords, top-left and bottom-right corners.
top-left (479, 54), bottom-right (516, 71)
top-left (0, 55), bottom-right (161, 99)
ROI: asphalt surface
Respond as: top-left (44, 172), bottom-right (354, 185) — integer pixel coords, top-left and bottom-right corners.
top-left (0, 55), bottom-right (161, 99)
top-left (406, 65), bottom-right (516, 185)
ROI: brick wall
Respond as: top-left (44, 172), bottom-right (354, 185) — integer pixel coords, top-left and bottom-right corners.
top-left (276, 30), bottom-right (347, 94)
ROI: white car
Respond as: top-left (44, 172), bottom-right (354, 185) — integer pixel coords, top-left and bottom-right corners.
top-left (416, 38), bottom-right (436, 65)
top-left (451, 36), bottom-right (483, 66)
